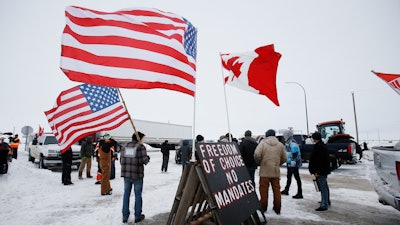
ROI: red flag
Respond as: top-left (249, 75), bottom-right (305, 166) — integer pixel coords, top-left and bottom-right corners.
top-left (221, 45), bottom-right (281, 106)
top-left (45, 84), bottom-right (129, 153)
top-left (38, 126), bottom-right (44, 136)
top-left (372, 71), bottom-right (400, 96)
top-left (60, 6), bottom-right (197, 96)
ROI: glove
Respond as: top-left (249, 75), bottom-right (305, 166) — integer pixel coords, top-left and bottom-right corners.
top-left (147, 155), bottom-right (150, 161)
top-left (81, 156), bottom-right (86, 161)
top-left (314, 173), bottom-right (319, 177)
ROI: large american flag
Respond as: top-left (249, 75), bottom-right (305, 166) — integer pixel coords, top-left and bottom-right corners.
top-left (60, 6), bottom-right (197, 96)
top-left (45, 84), bottom-right (129, 153)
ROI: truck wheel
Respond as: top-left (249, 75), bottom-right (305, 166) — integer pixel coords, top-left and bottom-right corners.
top-left (39, 156), bottom-right (47, 169)
top-left (329, 157), bottom-right (338, 171)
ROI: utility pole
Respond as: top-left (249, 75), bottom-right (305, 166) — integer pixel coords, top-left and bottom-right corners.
top-left (352, 92), bottom-right (359, 143)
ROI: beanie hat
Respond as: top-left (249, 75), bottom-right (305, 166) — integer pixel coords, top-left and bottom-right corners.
top-left (312, 132), bottom-right (322, 141)
top-left (132, 131), bottom-right (145, 142)
top-left (265, 129), bottom-right (276, 137)
top-left (244, 130), bottom-right (252, 137)
top-left (283, 130), bottom-right (293, 142)
top-left (103, 133), bottom-right (111, 139)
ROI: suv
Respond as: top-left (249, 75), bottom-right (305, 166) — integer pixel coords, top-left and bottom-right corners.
top-left (29, 134), bottom-right (81, 169)
top-left (175, 139), bottom-right (193, 164)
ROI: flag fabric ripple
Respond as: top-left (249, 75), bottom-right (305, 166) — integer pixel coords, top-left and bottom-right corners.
top-left (372, 71), bottom-right (400, 96)
top-left (60, 6), bottom-right (197, 96)
top-left (45, 84), bottom-right (129, 153)
top-left (221, 44), bottom-right (281, 106)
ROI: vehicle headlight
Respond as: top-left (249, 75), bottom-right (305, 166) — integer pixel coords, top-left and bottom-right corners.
top-left (48, 149), bottom-right (59, 157)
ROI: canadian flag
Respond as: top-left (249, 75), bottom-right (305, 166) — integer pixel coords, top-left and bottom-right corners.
top-left (38, 126), bottom-right (44, 136)
top-left (221, 44), bottom-right (281, 106)
top-left (372, 71), bottom-right (400, 96)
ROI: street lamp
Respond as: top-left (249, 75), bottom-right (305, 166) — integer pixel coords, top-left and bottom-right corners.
top-left (286, 82), bottom-right (309, 135)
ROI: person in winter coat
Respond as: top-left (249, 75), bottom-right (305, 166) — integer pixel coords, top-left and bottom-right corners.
top-left (160, 140), bottom-right (172, 172)
top-left (180, 140), bottom-right (192, 171)
top-left (61, 147), bottom-right (73, 185)
top-left (121, 131), bottom-right (150, 223)
top-left (239, 130), bottom-right (258, 187)
top-left (96, 133), bottom-right (115, 195)
top-left (10, 134), bottom-right (20, 159)
top-left (78, 136), bottom-right (94, 179)
top-left (281, 130), bottom-right (303, 199)
top-left (309, 132), bottom-right (331, 211)
top-left (254, 129), bottom-right (287, 215)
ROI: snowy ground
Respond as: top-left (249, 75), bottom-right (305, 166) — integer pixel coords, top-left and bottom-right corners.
top-left (1, 145), bottom-right (399, 225)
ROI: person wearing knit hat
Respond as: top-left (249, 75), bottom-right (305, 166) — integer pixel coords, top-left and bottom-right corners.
top-left (281, 129), bottom-right (303, 199)
top-left (254, 129), bottom-right (287, 214)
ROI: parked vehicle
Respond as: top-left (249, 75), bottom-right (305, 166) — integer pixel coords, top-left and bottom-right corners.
top-left (276, 120), bottom-right (360, 171)
top-left (28, 133), bottom-right (81, 169)
top-left (372, 142), bottom-right (400, 211)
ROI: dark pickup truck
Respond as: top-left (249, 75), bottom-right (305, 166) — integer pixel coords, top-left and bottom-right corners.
top-left (277, 134), bottom-right (358, 171)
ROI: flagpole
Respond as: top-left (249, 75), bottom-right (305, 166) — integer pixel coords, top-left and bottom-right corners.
top-left (219, 53), bottom-right (232, 142)
top-left (117, 88), bottom-right (141, 142)
top-left (190, 28), bottom-right (198, 162)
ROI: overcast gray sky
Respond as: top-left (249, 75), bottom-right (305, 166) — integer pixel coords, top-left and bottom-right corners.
top-left (1, 0), bottom-right (399, 142)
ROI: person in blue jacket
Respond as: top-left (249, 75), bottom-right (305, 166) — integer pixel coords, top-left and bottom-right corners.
top-left (281, 130), bottom-right (303, 199)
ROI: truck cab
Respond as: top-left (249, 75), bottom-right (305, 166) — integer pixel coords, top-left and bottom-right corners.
top-left (29, 133), bottom-right (81, 169)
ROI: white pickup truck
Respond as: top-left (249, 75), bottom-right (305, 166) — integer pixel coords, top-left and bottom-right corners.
top-left (28, 134), bottom-right (81, 169)
top-left (372, 141), bottom-right (400, 211)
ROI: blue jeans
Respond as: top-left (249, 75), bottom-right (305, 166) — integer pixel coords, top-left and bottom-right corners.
top-left (161, 155), bottom-right (169, 172)
top-left (122, 177), bottom-right (143, 220)
top-left (316, 175), bottom-right (330, 208)
top-left (284, 167), bottom-right (302, 195)
top-left (247, 166), bottom-right (257, 188)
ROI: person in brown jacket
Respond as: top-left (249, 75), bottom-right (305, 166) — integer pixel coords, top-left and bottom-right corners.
top-left (254, 129), bottom-right (287, 215)
top-left (96, 133), bottom-right (115, 195)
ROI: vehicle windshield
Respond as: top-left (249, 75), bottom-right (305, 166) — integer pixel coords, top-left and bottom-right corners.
top-left (319, 124), bottom-right (344, 139)
top-left (44, 136), bottom-right (58, 145)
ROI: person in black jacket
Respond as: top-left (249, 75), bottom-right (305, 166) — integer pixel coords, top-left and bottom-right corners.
top-left (61, 147), bottom-right (73, 185)
top-left (160, 140), bottom-right (171, 173)
top-left (309, 132), bottom-right (331, 211)
top-left (239, 130), bottom-right (258, 188)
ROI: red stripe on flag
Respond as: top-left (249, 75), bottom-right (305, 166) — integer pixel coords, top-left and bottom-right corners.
top-left (45, 84), bottom-right (129, 153)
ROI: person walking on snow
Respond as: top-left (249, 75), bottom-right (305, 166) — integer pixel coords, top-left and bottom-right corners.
top-left (281, 130), bottom-right (303, 199)
top-left (254, 129), bottom-right (287, 215)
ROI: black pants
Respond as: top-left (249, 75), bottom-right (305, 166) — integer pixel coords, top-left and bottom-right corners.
top-left (284, 167), bottom-right (302, 195)
top-left (61, 150), bottom-right (73, 184)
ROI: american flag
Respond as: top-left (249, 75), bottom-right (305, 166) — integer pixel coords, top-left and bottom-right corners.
top-left (45, 84), bottom-right (129, 153)
top-left (60, 6), bottom-right (197, 96)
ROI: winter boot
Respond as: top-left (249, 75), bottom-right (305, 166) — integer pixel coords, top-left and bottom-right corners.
top-left (292, 193), bottom-right (303, 199)
top-left (281, 189), bottom-right (289, 195)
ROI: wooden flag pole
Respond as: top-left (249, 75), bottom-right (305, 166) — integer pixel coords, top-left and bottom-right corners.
top-left (219, 53), bottom-right (232, 142)
top-left (117, 88), bottom-right (141, 142)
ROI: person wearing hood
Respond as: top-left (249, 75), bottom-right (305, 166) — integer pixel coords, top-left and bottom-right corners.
top-left (254, 129), bottom-right (286, 215)
top-left (281, 129), bottom-right (303, 199)
top-left (239, 130), bottom-right (258, 188)
top-left (121, 131), bottom-right (150, 223)
top-left (180, 139), bottom-right (192, 170)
